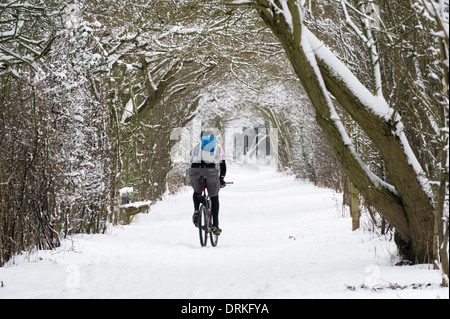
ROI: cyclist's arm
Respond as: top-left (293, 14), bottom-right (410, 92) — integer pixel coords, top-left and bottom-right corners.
top-left (220, 160), bottom-right (226, 179)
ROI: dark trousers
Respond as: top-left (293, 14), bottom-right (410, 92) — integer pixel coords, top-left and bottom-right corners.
top-left (190, 167), bottom-right (220, 227)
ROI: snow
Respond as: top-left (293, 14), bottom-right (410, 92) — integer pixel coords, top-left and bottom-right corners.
top-left (121, 98), bottom-right (134, 123)
top-left (280, 0), bottom-right (294, 34)
top-left (119, 201), bottom-right (152, 209)
top-left (0, 164), bottom-right (447, 299)
top-left (119, 187), bottom-right (134, 196)
top-left (231, 0), bottom-right (253, 4)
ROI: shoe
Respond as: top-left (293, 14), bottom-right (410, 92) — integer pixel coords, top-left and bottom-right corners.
top-left (212, 226), bottom-right (222, 236)
top-left (192, 210), bottom-right (199, 227)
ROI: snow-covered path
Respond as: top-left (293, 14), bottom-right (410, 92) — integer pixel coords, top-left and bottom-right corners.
top-left (0, 165), bottom-right (447, 299)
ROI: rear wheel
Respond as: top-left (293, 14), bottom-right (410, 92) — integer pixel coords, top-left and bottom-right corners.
top-left (198, 204), bottom-right (207, 247)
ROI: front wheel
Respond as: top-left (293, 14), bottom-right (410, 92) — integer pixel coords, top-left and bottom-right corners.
top-left (198, 204), bottom-right (207, 247)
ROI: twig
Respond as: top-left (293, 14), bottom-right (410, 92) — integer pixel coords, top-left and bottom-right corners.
top-left (0, 172), bottom-right (14, 185)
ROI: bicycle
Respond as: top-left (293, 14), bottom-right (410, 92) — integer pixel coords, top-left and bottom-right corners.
top-left (196, 176), bottom-right (232, 247)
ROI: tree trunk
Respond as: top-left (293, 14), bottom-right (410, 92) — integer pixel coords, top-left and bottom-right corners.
top-left (252, 0), bottom-right (434, 263)
top-left (349, 179), bottom-right (360, 231)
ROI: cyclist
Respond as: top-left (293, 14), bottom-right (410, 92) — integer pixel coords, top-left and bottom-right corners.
top-left (190, 130), bottom-right (226, 235)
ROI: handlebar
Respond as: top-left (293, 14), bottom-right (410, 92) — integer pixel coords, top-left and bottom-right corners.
top-left (220, 181), bottom-right (233, 189)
